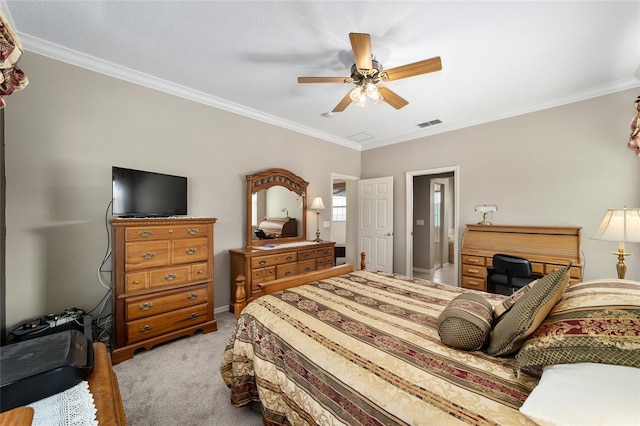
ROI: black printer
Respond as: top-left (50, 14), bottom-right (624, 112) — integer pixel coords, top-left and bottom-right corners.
top-left (0, 329), bottom-right (94, 412)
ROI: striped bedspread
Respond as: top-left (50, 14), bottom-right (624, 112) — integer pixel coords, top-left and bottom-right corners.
top-left (220, 270), bottom-right (540, 425)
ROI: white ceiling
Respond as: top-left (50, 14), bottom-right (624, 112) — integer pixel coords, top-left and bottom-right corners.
top-left (3, 1), bottom-right (640, 151)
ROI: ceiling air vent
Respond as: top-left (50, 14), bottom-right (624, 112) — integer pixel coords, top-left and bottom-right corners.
top-left (417, 119), bottom-right (442, 128)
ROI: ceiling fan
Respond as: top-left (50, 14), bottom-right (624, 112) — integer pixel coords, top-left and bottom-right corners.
top-left (298, 33), bottom-right (442, 113)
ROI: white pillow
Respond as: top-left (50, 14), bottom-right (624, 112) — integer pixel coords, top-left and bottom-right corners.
top-left (520, 363), bottom-right (640, 426)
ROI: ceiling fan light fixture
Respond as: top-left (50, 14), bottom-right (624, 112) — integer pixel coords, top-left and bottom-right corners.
top-left (349, 79), bottom-right (383, 107)
top-left (349, 86), bottom-right (367, 107)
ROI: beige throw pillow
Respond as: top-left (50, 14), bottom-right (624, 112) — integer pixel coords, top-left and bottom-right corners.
top-left (487, 263), bottom-right (571, 357)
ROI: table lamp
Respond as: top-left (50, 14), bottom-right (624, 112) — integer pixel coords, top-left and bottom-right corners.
top-left (591, 206), bottom-right (640, 279)
top-left (310, 197), bottom-right (325, 242)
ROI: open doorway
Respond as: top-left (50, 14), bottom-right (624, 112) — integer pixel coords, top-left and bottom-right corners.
top-left (330, 173), bottom-right (359, 267)
top-left (406, 167), bottom-right (459, 285)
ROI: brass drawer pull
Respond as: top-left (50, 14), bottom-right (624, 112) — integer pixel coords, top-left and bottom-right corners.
top-left (304, 267), bottom-right (311, 272)
top-left (187, 292), bottom-right (199, 300)
top-left (188, 228), bottom-right (199, 235)
top-left (138, 230), bottom-right (153, 238)
top-left (303, 253), bottom-right (309, 259)
top-left (164, 273), bottom-right (177, 281)
top-left (141, 251), bottom-right (156, 260)
top-left (259, 260), bottom-right (267, 265)
top-left (139, 325), bottom-right (153, 334)
top-left (133, 280), bottom-right (141, 285)
top-left (468, 258), bottom-right (479, 263)
top-left (286, 256), bottom-right (293, 261)
top-left (139, 302), bottom-right (153, 311)
top-left (188, 313), bottom-right (200, 320)
top-left (185, 248), bottom-right (198, 255)
top-left (468, 268), bottom-right (479, 274)
top-left (196, 269), bottom-right (204, 275)
top-left (284, 271), bottom-right (292, 277)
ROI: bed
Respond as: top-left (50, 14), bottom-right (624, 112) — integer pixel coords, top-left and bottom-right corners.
top-left (221, 257), bottom-right (640, 425)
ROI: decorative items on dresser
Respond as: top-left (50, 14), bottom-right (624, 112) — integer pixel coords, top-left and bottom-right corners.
top-left (230, 167), bottom-right (337, 314)
top-left (460, 224), bottom-right (583, 293)
top-left (110, 217), bottom-right (217, 364)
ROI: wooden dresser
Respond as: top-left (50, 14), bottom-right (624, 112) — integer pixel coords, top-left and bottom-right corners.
top-left (460, 224), bottom-right (583, 292)
top-left (229, 241), bottom-right (335, 311)
top-left (110, 217), bottom-right (217, 364)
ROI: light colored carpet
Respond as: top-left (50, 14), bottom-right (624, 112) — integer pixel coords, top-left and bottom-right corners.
top-left (112, 311), bottom-right (262, 426)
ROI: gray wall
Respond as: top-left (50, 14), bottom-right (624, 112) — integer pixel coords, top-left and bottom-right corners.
top-left (4, 52), bottom-right (360, 328)
top-left (362, 88), bottom-right (640, 282)
top-left (4, 52), bottom-right (639, 330)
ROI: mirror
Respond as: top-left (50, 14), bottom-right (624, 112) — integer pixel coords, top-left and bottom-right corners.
top-left (246, 168), bottom-right (308, 247)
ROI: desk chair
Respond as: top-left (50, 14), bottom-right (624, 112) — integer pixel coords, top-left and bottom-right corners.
top-left (489, 254), bottom-right (535, 295)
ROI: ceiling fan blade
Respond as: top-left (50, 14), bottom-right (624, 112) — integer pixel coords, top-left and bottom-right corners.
top-left (298, 77), bottom-right (353, 84)
top-left (349, 33), bottom-right (373, 73)
top-left (380, 56), bottom-right (442, 81)
top-left (332, 91), bottom-right (353, 112)
top-left (377, 86), bottom-right (409, 109)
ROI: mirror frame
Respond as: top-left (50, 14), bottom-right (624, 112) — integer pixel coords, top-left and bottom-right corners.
top-left (246, 168), bottom-right (308, 248)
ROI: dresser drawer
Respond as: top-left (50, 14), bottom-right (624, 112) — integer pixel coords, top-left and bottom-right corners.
top-left (191, 262), bottom-right (209, 280)
top-left (462, 276), bottom-right (487, 291)
top-left (462, 255), bottom-right (485, 266)
top-left (277, 263), bottom-right (298, 279)
top-left (149, 265), bottom-right (191, 288)
top-left (126, 284), bottom-right (209, 320)
top-left (299, 247), bottom-right (333, 260)
top-left (172, 238), bottom-right (209, 264)
top-left (126, 241), bottom-right (170, 271)
top-left (127, 303), bottom-right (209, 343)
top-left (298, 259), bottom-right (316, 274)
top-left (251, 252), bottom-right (297, 268)
top-left (252, 267), bottom-right (276, 285)
top-left (125, 225), bottom-right (209, 241)
top-left (316, 255), bottom-right (334, 269)
top-left (125, 271), bottom-right (149, 292)
top-left (462, 264), bottom-right (488, 278)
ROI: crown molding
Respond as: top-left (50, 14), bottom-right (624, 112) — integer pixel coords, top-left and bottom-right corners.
top-left (360, 77), bottom-right (640, 151)
top-left (16, 31), bottom-right (639, 153)
top-left (18, 32), bottom-right (364, 152)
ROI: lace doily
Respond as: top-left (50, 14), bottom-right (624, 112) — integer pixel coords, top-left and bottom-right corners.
top-left (28, 381), bottom-right (98, 426)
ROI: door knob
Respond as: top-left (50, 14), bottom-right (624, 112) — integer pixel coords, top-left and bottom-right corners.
top-left (384, 232), bottom-right (393, 237)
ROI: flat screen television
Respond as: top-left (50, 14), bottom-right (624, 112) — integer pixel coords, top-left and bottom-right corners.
top-left (112, 166), bottom-right (187, 217)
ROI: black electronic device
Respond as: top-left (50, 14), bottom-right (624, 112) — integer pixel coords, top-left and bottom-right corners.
top-left (0, 329), bottom-right (94, 412)
top-left (112, 166), bottom-right (187, 217)
top-left (8, 312), bottom-right (92, 343)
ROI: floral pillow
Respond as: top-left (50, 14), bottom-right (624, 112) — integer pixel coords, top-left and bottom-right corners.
top-left (515, 279), bottom-right (640, 369)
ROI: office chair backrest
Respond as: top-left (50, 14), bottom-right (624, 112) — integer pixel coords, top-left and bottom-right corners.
top-left (492, 254), bottom-right (532, 279)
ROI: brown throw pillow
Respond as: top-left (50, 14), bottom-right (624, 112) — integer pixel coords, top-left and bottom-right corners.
top-left (438, 293), bottom-right (493, 351)
top-left (516, 279), bottom-right (640, 369)
top-left (487, 263), bottom-right (571, 357)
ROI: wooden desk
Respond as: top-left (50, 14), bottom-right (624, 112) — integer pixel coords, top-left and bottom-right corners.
top-left (460, 225), bottom-right (583, 292)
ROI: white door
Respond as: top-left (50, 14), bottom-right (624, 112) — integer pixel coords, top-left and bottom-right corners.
top-left (358, 176), bottom-right (393, 271)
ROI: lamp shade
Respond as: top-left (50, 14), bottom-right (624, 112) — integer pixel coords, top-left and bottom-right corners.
top-left (310, 197), bottom-right (325, 210)
top-left (592, 207), bottom-right (640, 243)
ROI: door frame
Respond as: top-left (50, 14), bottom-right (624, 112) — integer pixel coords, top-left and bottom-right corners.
top-left (405, 166), bottom-right (460, 284)
top-left (330, 173), bottom-right (359, 266)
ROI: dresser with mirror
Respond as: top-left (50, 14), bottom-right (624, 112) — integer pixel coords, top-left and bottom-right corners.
top-left (229, 168), bottom-right (335, 312)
